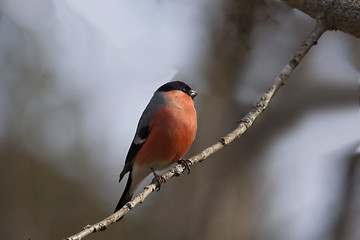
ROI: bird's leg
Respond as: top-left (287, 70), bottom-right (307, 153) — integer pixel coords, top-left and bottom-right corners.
top-left (177, 159), bottom-right (192, 175)
top-left (151, 168), bottom-right (166, 191)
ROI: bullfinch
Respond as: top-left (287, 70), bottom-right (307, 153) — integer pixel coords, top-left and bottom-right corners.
top-left (114, 81), bottom-right (197, 213)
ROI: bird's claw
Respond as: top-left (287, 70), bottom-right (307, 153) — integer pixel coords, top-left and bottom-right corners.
top-left (177, 159), bottom-right (192, 175)
top-left (151, 168), bottom-right (166, 191)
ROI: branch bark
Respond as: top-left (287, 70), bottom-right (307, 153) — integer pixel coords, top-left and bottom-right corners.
top-left (64, 20), bottom-right (327, 240)
top-left (283, 0), bottom-right (360, 38)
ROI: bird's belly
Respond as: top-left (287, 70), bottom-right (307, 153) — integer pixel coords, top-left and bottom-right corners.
top-left (134, 106), bottom-right (197, 169)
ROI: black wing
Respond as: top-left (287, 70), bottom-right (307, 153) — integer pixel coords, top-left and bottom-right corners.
top-left (119, 126), bottom-right (149, 181)
top-left (118, 91), bottom-right (166, 182)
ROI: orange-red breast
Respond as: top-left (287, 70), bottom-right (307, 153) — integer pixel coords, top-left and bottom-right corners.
top-left (114, 81), bottom-right (197, 212)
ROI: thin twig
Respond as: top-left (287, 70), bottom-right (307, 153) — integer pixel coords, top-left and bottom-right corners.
top-left (65, 20), bottom-right (327, 240)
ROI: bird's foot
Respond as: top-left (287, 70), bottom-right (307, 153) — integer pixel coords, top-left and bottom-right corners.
top-left (151, 168), bottom-right (166, 191)
top-left (177, 159), bottom-right (192, 175)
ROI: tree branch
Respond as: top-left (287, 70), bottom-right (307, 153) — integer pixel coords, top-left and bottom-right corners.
top-left (283, 0), bottom-right (360, 38)
top-left (65, 20), bottom-right (327, 240)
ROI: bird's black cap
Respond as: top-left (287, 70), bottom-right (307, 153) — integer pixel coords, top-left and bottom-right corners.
top-left (157, 81), bottom-right (197, 99)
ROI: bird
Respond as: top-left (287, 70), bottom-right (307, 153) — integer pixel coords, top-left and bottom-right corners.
top-left (114, 81), bottom-right (198, 213)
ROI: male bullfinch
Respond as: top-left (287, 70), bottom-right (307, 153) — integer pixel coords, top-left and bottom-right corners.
top-left (114, 81), bottom-right (197, 213)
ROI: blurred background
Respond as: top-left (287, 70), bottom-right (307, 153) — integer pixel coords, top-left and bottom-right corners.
top-left (0, 0), bottom-right (359, 239)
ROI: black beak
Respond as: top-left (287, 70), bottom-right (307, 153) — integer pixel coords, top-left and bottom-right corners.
top-left (189, 89), bottom-right (198, 99)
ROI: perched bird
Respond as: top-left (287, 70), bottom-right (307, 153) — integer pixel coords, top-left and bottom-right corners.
top-left (114, 81), bottom-right (197, 213)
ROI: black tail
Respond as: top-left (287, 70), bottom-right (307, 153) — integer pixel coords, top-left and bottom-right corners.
top-left (114, 173), bottom-right (133, 213)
